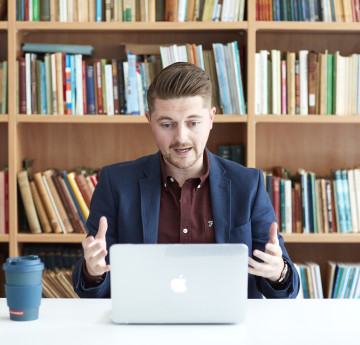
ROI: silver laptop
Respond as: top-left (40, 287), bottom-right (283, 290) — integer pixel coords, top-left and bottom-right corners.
top-left (109, 243), bottom-right (248, 324)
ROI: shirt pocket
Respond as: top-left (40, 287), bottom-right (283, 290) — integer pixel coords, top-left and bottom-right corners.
top-left (229, 220), bottom-right (252, 254)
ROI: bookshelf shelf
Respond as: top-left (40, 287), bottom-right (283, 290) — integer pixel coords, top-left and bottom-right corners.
top-left (0, 115), bottom-right (8, 122)
top-left (15, 21), bottom-right (249, 32)
top-left (17, 234), bottom-right (86, 243)
top-left (255, 115), bottom-right (360, 124)
top-left (0, 234), bottom-right (9, 242)
top-left (0, 22), bottom-right (6, 29)
top-left (282, 233), bottom-right (360, 243)
top-left (214, 115), bottom-right (248, 123)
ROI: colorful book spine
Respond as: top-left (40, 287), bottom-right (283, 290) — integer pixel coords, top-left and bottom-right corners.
top-left (70, 55), bottom-right (76, 114)
top-left (281, 59), bottom-right (287, 114)
top-left (86, 65), bottom-right (96, 114)
top-left (127, 51), bottom-right (140, 115)
top-left (66, 172), bottom-right (90, 220)
top-left (94, 59), bottom-right (104, 114)
top-left (65, 54), bottom-right (72, 114)
top-left (75, 55), bottom-right (84, 115)
top-left (96, 0), bottom-right (102, 21)
top-left (40, 61), bottom-right (47, 114)
top-left (61, 170), bottom-right (87, 229)
top-left (117, 59), bottom-right (126, 114)
top-left (82, 60), bottom-right (87, 114)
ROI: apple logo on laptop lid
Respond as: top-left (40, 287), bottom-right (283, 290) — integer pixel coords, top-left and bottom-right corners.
top-left (170, 275), bottom-right (187, 293)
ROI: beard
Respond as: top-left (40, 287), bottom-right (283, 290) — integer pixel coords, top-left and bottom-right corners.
top-left (162, 142), bottom-right (202, 170)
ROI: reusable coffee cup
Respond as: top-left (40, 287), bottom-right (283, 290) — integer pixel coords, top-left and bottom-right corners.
top-left (3, 255), bottom-right (44, 321)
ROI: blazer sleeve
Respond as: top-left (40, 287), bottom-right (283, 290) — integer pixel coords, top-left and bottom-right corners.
top-left (250, 169), bottom-right (300, 299)
top-left (72, 166), bottom-right (118, 298)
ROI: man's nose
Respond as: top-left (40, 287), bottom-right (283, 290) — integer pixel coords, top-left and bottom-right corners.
top-left (174, 124), bottom-right (188, 142)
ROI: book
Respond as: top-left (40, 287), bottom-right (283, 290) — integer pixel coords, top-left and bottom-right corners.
top-left (66, 172), bottom-right (90, 220)
top-left (43, 169), bottom-right (74, 233)
top-left (17, 170), bottom-right (42, 234)
top-left (61, 170), bottom-right (88, 230)
top-left (56, 175), bottom-right (86, 234)
top-left (74, 173), bottom-right (93, 209)
top-left (29, 180), bottom-right (52, 233)
top-left (42, 174), bottom-right (66, 233)
top-left (299, 50), bottom-right (309, 115)
top-left (85, 65), bottom-right (96, 114)
top-left (165, 0), bottom-right (179, 21)
top-left (307, 51), bottom-right (318, 114)
top-left (22, 43), bottom-right (94, 56)
top-left (33, 171), bottom-right (61, 233)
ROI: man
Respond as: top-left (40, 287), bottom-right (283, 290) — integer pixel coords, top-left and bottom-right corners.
top-left (72, 62), bottom-right (299, 299)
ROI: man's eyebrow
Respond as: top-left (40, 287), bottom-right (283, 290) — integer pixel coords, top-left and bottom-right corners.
top-left (156, 114), bottom-right (203, 122)
top-left (156, 116), bottom-right (173, 122)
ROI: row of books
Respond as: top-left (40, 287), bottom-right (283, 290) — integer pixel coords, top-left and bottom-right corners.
top-left (160, 41), bottom-right (246, 115)
top-left (328, 262), bottom-right (360, 299)
top-left (217, 144), bottom-right (246, 166)
top-left (264, 167), bottom-right (360, 234)
top-left (0, 61), bottom-right (8, 114)
top-left (17, 167), bottom-right (99, 234)
top-left (18, 51), bottom-right (160, 115)
top-left (22, 245), bottom-right (81, 298)
top-left (16, 0), bottom-right (246, 23)
top-left (255, 49), bottom-right (360, 116)
top-left (295, 261), bottom-right (360, 299)
top-left (257, 0), bottom-right (360, 22)
top-left (0, 167), bottom-right (9, 235)
top-left (18, 41), bottom-right (246, 116)
top-left (22, 245), bottom-right (82, 270)
top-left (295, 262), bottom-right (324, 298)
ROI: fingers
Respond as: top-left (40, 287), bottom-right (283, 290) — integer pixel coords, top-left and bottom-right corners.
top-left (268, 222), bottom-right (279, 245)
top-left (83, 238), bottom-right (105, 261)
top-left (86, 249), bottom-right (111, 276)
top-left (248, 254), bottom-right (283, 281)
top-left (82, 216), bottom-right (109, 277)
top-left (95, 216), bottom-right (108, 240)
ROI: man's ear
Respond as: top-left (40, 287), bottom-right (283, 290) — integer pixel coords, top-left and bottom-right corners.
top-left (210, 107), bottom-right (216, 127)
top-left (145, 111), bottom-right (151, 123)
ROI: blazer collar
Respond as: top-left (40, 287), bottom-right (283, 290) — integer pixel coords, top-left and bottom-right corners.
top-left (140, 152), bottom-right (162, 243)
top-left (208, 151), bottom-right (231, 243)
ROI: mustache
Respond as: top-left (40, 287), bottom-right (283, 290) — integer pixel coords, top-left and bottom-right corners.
top-left (170, 142), bottom-right (192, 149)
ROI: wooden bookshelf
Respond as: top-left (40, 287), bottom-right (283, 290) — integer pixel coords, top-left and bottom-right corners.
top-left (1, 2), bottom-right (360, 293)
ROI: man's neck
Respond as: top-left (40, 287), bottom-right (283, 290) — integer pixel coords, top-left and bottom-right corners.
top-left (163, 156), bottom-right (205, 188)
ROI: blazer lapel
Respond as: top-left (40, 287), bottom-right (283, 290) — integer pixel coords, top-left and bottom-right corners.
top-left (208, 151), bottom-right (231, 243)
top-left (140, 152), bottom-right (162, 244)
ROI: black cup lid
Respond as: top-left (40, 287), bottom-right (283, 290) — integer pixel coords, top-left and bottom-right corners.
top-left (2, 255), bottom-right (44, 272)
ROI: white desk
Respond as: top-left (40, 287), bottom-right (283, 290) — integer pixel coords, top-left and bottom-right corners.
top-left (0, 298), bottom-right (358, 345)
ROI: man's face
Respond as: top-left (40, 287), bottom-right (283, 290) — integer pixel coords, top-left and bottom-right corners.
top-left (146, 96), bottom-right (215, 174)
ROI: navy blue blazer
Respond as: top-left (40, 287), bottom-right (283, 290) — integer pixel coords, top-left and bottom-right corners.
top-left (72, 150), bottom-right (299, 299)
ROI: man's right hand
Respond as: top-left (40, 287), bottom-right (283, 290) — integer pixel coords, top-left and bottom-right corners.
top-left (82, 216), bottom-right (111, 277)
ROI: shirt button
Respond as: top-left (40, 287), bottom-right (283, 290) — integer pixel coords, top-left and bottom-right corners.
top-left (170, 177), bottom-right (174, 182)
top-left (183, 228), bottom-right (188, 234)
top-left (197, 184), bottom-right (201, 189)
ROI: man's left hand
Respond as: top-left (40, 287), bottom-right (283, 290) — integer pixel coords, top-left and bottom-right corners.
top-left (248, 222), bottom-right (284, 282)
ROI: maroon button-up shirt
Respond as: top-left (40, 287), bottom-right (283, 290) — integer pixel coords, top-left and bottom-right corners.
top-left (157, 150), bottom-right (215, 244)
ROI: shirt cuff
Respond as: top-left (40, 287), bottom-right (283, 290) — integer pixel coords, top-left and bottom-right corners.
top-left (82, 260), bottom-right (106, 288)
